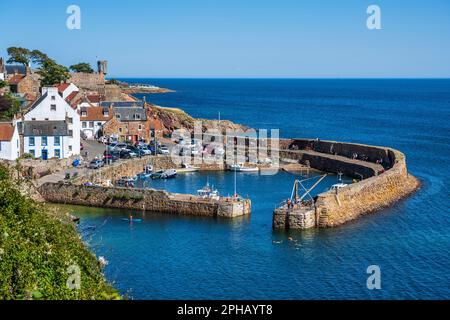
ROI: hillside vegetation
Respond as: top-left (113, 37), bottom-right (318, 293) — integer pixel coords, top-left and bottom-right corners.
top-left (0, 164), bottom-right (119, 300)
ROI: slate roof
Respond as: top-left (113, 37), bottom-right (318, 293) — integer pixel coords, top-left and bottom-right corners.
top-left (100, 101), bottom-right (144, 108)
top-left (112, 107), bottom-right (147, 121)
top-left (5, 65), bottom-right (26, 75)
top-left (23, 121), bottom-right (69, 137)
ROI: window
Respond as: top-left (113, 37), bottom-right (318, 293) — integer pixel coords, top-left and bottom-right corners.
top-left (119, 128), bottom-right (123, 133)
top-left (55, 149), bottom-right (61, 158)
top-left (0, 142), bottom-right (2, 151)
top-left (51, 95), bottom-right (56, 100)
top-left (45, 118), bottom-right (49, 121)
top-left (69, 145), bottom-right (72, 152)
top-left (42, 137), bottom-right (47, 146)
top-left (69, 130), bottom-right (73, 137)
top-left (54, 137), bottom-right (60, 146)
top-left (29, 149), bottom-right (35, 157)
top-left (89, 122), bottom-right (94, 128)
top-left (138, 125), bottom-right (142, 131)
top-left (81, 111), bottom-right (87, 116)
top-left (103, 111), bottom-right (109, 117)
top-left (82, 122), bottom-right (87, 128)
top-left (29, 137), bottom-right (35, 146)
top-left (51, 104), bottom-right (56, 111)
top-left (97, 122), bottom-right (102, 126)
top-left (32, 118), bottom-right (36, 121)
top-left (68, 117), bottom-right (73, 124)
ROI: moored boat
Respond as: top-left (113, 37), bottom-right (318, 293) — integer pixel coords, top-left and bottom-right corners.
top-left (228, 163), bottom-right (259, 172)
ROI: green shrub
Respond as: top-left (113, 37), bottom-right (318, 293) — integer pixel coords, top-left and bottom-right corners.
top-left (0, 164), bottom-right (120, 300)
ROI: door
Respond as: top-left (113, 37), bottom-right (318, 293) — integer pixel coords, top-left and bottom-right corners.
top-left (42, 149), bottom-right (48, 160)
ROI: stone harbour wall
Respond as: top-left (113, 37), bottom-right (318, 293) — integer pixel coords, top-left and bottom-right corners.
top-left (274, 139), bottom-right (420, 229)
top-left (39, 182), bottom-right (251, 218)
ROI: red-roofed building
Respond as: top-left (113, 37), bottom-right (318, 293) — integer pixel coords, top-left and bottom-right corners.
top-left (0, 122), bottom-right (20, 160)
top-left (56, 82), bottom-right (79, 100)
top-left (8, 67), bottom-right (40, 95)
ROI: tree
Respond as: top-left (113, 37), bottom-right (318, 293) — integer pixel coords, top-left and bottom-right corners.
top-left (0, 93), bottom-right (21, 121)
top-left (37, 59), bottom-right (70, 86)
top-left (6, 47), bottom-right (31, 66)
top-left (69, 62), bottom-right (94, 73)
top-left (30, 49), bottom-right (49, 65)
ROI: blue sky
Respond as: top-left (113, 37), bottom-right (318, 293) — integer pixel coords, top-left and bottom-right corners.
top-left (1, 0), bottom-right (449, 78)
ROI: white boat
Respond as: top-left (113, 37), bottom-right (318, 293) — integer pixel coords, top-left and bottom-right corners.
top-left (178, 163), bottom-right (200, 173)
top-left (197, 182), bottom-right (220, 200)
top-left (161, 169), bottom-right (177, 179)
top-left (330, 183), bottom-right (348, 191)
top-left (229, 163), bottom-right (259, 172)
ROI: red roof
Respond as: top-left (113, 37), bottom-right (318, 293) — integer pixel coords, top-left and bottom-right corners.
top-left (79, 107), bottom-right (113, 121)
top-left (8, 74), bottom-right (25, 85)
top-left (56, 83), bottom-right (71, 92)
top-left (87, 95), bottom-right (102, 103)
top-left (0, 123), bottom-right (15, 141)
top-left (65, 91), bottom-right (79, 103)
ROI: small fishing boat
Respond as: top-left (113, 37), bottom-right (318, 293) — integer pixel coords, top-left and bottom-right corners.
top-left (229, 163), bottom-right (259, 172)
top-left (197, 181), bottom-right (220, 200)
top-left (151, 169), bottom-right (177, 179)
top-left (178, 163), bottom-right (200, 173)
top-left (161, 169), bottom-right (177, 179)
top-left (137, 172), bottom-right (152, 179)
top-left (121, 218), bottom-right (142, 223)
top-left (117, 176), bottom-right (137, 187)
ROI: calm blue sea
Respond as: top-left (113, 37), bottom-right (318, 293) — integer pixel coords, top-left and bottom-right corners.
top-left (71, 79), bottom-right (450, 299)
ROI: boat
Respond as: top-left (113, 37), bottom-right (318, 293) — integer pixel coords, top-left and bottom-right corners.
top-left (161, 169), bottom-right (177, 179)
top-left (228, 163), bottom-right (259, 172)
top-left (117, 176), bottom-right (137, 187)
top-left (330, 183), bottom-right (348, 191)
top-left (137, 172), bottom-right (152, 179)
top-left (121, 218), bottom-right (142, 223)
top-left (151, 170), bottom-right (165, 179)
top-left (178, 163), bottom-right (200, 173)
top-left (197, 181), bottom-right (220, 200)
top-left (151, 169), bottom-right (177, 179)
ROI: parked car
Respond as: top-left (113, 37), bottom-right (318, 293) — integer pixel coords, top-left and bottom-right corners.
top-left (88, 159), bottom-right (104, 169)
top-left (103, 153), bottom-right (119, 164)
top-left (110, 143), bottom-right (128, 152)
top-left (120, 149), bottom-right (137, 159)
top-left (137, 146), bottom-right (152, 155)
top-left (126, 146), bottom-right (146, 157)
top-left (159, 146), bottom-right (170, 155)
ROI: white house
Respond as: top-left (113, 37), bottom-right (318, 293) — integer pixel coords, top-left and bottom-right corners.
top-left (0, 122), bottom-right (20, 160)
top-left (56, 83), bottom-right (79, 100)
top-left (22, 121), bottom-right (71, 159)
top-left (80, 106), bottom-right (112, 139)
top-left (24, 87), bottom-right (81, 158)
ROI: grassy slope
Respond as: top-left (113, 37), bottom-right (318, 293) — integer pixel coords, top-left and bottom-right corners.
top-left (0, 164), bottom-right (119, 300)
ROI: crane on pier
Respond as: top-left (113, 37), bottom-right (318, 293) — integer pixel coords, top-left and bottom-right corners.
top-left (289, 174), bottom-right (328, 207)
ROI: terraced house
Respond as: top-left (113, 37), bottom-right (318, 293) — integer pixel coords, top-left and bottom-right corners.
top-left (101, 101), bottom-right (163, 143)
top-left (22, 87), bottom-right (81, 159)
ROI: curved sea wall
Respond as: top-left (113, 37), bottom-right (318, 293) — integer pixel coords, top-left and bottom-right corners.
top-left (275, 139), bottom-right (420, 228)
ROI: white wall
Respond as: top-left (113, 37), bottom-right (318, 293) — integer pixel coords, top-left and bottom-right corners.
top-left (81, 120), bottom-right (106, 139)
top-left (0, 125), bottom-right (20, 161)
top-left (61, 83), bottom-right (79, 100)
top-left (23, 136), bottom-right (71, 159)
top-left (25, 87), bottom-right (81, 157)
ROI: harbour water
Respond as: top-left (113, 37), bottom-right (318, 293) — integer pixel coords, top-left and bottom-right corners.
top-left (70, 79), bottom-right (449, 299)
